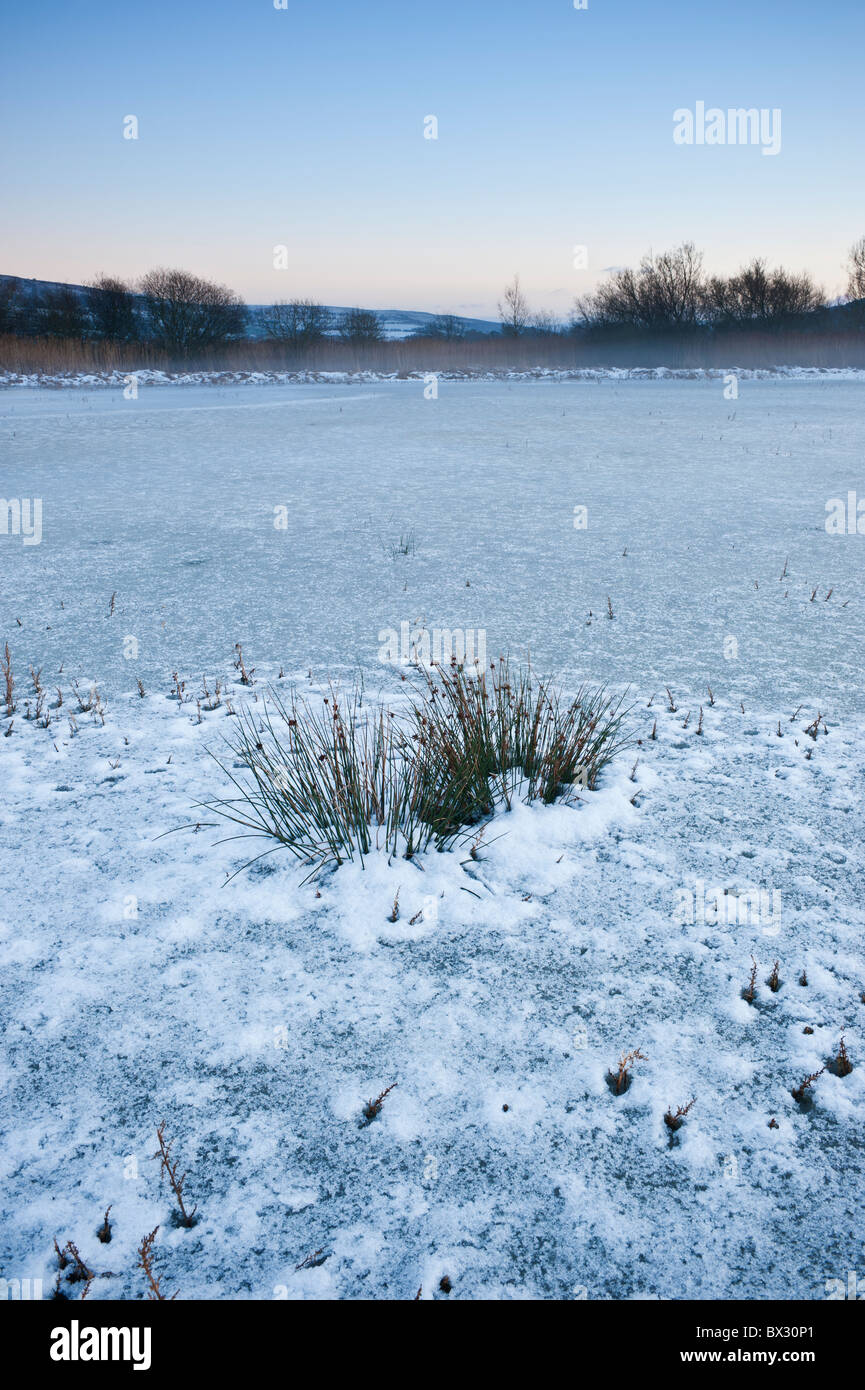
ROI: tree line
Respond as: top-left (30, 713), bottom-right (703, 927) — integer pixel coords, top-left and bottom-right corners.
top-left (0, 269), bottom-right (393, 356)
top-left (499, 237), bottom-right (865, 337)
top-left (2, 237), bottom-right (863, 358)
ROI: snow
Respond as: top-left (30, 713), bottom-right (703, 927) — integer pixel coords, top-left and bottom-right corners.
top-left (0, 377), bottom-right (863, 1301)
top-left (2, 365), bottom-right (865, 390)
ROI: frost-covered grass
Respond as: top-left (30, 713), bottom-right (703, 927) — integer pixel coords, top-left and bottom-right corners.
top-left (0, 378), bottom-right (863, 1301)
top-left (202, 659), bottom-right (630, 878)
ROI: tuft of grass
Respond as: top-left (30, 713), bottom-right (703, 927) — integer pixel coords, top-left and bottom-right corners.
top-left (830, 1036), bottom-right (853, 1077)
top-left (609, 1047), bottom-right (648, 1095)
top-left (804, 712), bottom-right (827, 740)
top-left (362, 1083), bottom-right (397, 1124)
top-left (664, 1097), bottom-right (696, 1132)
top-left (234, 643), bottom-right (254, 686)
top-left (386, 529), bottom-right (417, 558)
top-left (96, 1207), bottom-right (112, 1244)
top-left (2, 642), bottom-right (14, 716)
top-left (200, 657), bottom-right (632, 880)
top-left (137, 1227), bottom-right (176, 1300)
top-left (295, 1247), bottom-right (328, 1272)
top-left (153, 1121), bottom-right (197, 1228)
top-left (53, 1240), bottom-right (97, 1300)
top-left (792, 1067), bottom-right (824, 1104)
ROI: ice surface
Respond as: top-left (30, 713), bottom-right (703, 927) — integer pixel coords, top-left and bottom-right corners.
top-left (0, 378), bottom-right (862, 1300)
top-left (1, 376), bottom-right (864, 715)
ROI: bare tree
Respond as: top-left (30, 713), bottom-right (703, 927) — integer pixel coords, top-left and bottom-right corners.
top-left (419, 313), bottom-right (466, 340)
top-left (338, 308), bottom-right (383, 342)
top-left (647, 243), bottom-right (704, 326)
top-left (138, 268), bottom-right (246, 357)
top-left (529, 309), bottom-right (562, 336)
top-left (846, 236), bottom-right (865, 301)
top-left (764, 266), bottom-right (824, 319)
top-left (577, 244), bottom-right (705, 331)
top-left (85, 275), bottom-right (139, 341)
top-left (0, 276), bottom-right (20, 335)
top-left (703, 258), bottom-right (824, 324)
top-left (498, 274), bottom-right (531, 336)
top-left (262, 298), bottom-right (332, 350)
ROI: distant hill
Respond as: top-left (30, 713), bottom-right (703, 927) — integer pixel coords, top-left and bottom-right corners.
top-left (0, 275), bottom-right (502, 339)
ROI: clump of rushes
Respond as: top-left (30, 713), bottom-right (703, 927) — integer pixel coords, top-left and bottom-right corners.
top-left (830, 1036), bottom-right (853, 1077)
top-left (153, 1121), bottom-right (197, 1228)
top-left (767, 961), bottom-right (781, 993)
top-left (743, 956), bottom-right (758, 1004)
top-left (200, 658), bottom-right (631, 881)
top-left (609, 1048), bottom-right (648, 1095)
top-left (792, 1068), bottom-right (824, 1104)
top-left (362, 1083), bottom-right (397, 1124)
top-left (664, 1097), bottom-right (696, 1132)
top-left (410, 659), bottom-right (631, 827)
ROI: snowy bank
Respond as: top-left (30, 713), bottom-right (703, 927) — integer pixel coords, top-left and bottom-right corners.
top-left (2, 365), bottom-right (865, 390)
top-left (1, 670), bottom-right (863, 1300)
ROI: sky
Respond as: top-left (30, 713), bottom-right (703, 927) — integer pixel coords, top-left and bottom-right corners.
top-left (1, 0), bottom-right (863, 318)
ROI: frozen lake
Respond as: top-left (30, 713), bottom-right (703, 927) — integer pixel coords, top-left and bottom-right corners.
top-left (2, 377), bottom-right (863, 715)
top-left (1, 377), bottom-right (864, 1301)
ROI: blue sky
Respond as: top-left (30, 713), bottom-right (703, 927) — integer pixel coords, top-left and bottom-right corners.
top-left (1, 0), bottom-right (862, 316)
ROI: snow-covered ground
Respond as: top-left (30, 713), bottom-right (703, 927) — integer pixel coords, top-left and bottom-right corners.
top-left (1, 378), bottom-right (863, 1300)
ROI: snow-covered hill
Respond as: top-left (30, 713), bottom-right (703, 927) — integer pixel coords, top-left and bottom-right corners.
top-left (0, 274), bottom-right (502, 339)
